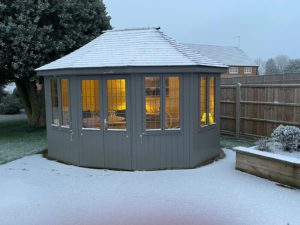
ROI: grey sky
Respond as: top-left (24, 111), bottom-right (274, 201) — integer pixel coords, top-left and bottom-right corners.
top-left (103, 0), bottom-right (300, 60)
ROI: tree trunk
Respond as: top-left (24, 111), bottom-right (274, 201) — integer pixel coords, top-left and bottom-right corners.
top-left (15, 79), bottom-right (45, 127)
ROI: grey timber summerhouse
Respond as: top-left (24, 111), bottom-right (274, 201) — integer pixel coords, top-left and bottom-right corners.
top-left (36, 28), bottom-right (227, 170)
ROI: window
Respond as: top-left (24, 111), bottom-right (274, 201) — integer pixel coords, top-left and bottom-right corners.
top-left (200, 76), bottom-right (207, 126)
top-left (244, 67), bottom-right (252, 74)
top-left (145, 76), bottom-right (180, 130)
top-left (209, 77), bottom-right (215, 124)
top-left (200, 75), bottom-right (216, 127)
top-left (145, 77), bottom-right (161, 129)
top-left (106, 79), bottom-right (127, 130)
top-left (81, 80), bottom-right (100, 129)
top-left (50, 78), bottom-right (70, 127)
top-left (229, 67), bottom-right (238, 74)
top-left (165, 77), bottom-right (180, 129)
top-left (60, 79), bottom-right (70, 127)
top-left (50, 79), bottom-right (59, 125)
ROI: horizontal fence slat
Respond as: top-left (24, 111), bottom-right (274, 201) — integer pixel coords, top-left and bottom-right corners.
top-left (240, 117), bottom-right (300, 126)
top-left (220, 74), bottom-right (300, 137)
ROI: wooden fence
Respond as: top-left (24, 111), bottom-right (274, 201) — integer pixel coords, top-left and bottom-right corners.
top-left (221, 73), bottom-right (300, 85)
top-left (220, 81), bottom-right (300, 138)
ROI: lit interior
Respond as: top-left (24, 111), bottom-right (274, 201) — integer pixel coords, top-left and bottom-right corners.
top-left (200, 76), bottom-right (207, 126)
top-left (107, 79), bottom-right (126, 129)
top-left (145, 77), bottom-right (161, 129)
top-left (165, 77), bottom-right (180, 129)
top-left (209, 77), bottom-right (215, 124)
top-left (60, 79), bottom-right (70, 126)
top-left (81, 80), bottom-right (100, 128)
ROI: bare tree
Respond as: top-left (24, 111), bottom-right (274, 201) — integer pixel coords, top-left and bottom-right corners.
top-left (265, 58), bottom-right (280, 75)
top-left (254, 58), bottom-right (266, 75)
top-left (274, 55), bottom-right (290, 73)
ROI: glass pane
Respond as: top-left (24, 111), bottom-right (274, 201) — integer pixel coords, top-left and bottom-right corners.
top-left (200, 76), bottom-right (207, 126)
top-left (209, 76), bottom-right (216, 124)
top-left (81, 80), bottom-right (100, 128)
top-left (50, 79), bottom-right (59, 125)
top-left (145, 77), bottom-right (161, 129)
top-left (60, 79), bottom-right (70, 127)
top-left (165, 77), bottom-right (180, 129)
top-left (107, 79), bottom-right (126, 129)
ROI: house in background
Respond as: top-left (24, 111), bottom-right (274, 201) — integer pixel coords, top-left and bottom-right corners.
top-left (185, 44), bottom-right (258, 77)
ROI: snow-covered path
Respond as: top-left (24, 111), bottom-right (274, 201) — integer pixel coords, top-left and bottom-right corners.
top-left (0, 149), bottom-right (299, 225)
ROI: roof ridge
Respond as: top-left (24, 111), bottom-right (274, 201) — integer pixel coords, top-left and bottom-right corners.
top-left (157, 31), bottom-right (200, 65)
top-left (104, 27), bottom-right (160, 33)
top-left (186, 43), bottom-right (240, 49)
top-left (158, 32), bottom-right (226, 66)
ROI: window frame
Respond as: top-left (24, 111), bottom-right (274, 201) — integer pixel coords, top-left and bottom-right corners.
top-left (199, 74), bottom-right (217, 129)
top-left (208, 76), bottom-right (216, 125)
top-left (81, 79), bottom-right (101, 130)
top-left (143, 74), bottom-right (182, 133)
top-left (106, 78), bottom-right (128, 131)
top-left (164, 76), bottom-right (181, 131)
top-left (244, 67), bottom-right (252, 74)
top-left (229, 66), bottom-right (238, 74)
top-left (50, 79), bottom-right (60, 127)
top-left (49, 77), bottom-right (71, 129)
top-left (60, 79), bottom-right (71, 128)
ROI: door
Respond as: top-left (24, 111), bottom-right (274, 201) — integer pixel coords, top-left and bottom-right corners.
top-left (78, 77), bottom-right (131, 169)
top-left (103, 77), bottom-right (131, 170)
top-left (79, 78), bottom-right (105, 167)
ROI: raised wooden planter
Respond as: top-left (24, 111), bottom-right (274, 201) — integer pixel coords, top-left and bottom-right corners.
top-left (234, 147), bottom-right (300, 189)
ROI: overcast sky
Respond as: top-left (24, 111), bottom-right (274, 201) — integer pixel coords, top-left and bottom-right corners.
top-left (103, 0), bottom-right (300, 61)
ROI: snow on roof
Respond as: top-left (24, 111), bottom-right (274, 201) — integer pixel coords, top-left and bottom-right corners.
top-left (184, 43), bottom-right (257, 67)
top-left (36, 28), bottom-right (226, 71)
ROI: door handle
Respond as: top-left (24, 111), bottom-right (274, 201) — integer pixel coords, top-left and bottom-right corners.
top-left (70, 130), bottom-right (74, 141)
top-left (139, 134), bottom-right (143, 144)
top-left (104, 118), bottom-right (108, 130)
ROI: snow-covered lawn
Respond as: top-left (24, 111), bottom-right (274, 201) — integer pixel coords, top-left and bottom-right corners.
top-left (1, 149), bottom-right (299, 225)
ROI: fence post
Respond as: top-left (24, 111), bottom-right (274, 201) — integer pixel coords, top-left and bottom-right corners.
top-left (235, 83), bottom-right (241, 137)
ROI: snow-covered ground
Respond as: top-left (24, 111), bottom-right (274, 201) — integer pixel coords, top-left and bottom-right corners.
top-left (1, 149), bottom-right (299, 225)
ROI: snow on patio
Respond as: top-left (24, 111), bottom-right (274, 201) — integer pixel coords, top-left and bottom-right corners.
top-left (0, 149), bottom-right (299, 225)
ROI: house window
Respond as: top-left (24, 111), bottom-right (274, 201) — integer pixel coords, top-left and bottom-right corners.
top-left (145, 77), bottom-right (161, 130)
top-left (229, 67), bottom-right (238, 74)
top-left (244, 67), bottom-right (252, 74)
top-left (200, 75), bottom-right (216, 127)
top-left (81, 80), bottom-right (100, 129)
top-left (165, 77), bottom-right (180, 129)
top-left (50, 79), bottom-right (59, 125)
top-left (60, 79), bottom-right (70, 127)
top-left (145, 76), bottom-right (181, 130)
top-left (106, 79), bottom-right (127, 130)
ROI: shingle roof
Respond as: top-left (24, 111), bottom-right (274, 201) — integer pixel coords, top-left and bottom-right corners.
top-left (184, 43), bottom-right (257, 67)
top-left (36, 28), bottom-right (226, 71)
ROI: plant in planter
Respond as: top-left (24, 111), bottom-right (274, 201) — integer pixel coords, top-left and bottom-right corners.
top-left (271, 125), bottom-right (300, 151)
top-left (255, 138), bottom-right (271, 152)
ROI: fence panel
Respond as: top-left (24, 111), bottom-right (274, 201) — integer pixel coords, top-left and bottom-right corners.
top-left (221, 75), bottom-right (300, 137)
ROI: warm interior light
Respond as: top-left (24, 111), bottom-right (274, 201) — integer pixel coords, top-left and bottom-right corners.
top-left (201, 113), bottom-right (214, 125)
top-left (107, 79), bottom-right (126, 111)
top-left (82, 80), bottom-right (99, 112)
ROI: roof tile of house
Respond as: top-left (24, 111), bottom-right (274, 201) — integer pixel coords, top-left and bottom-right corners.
top-left (184, 43), bottom-right (257, 67)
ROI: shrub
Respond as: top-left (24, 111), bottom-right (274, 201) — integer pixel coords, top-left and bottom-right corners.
top-left (255, 138), bottom-right (271, 152)
top-left (0, 94), bottom-right (22, 114)
top-left (271, 125), bottom-right (300, 151)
